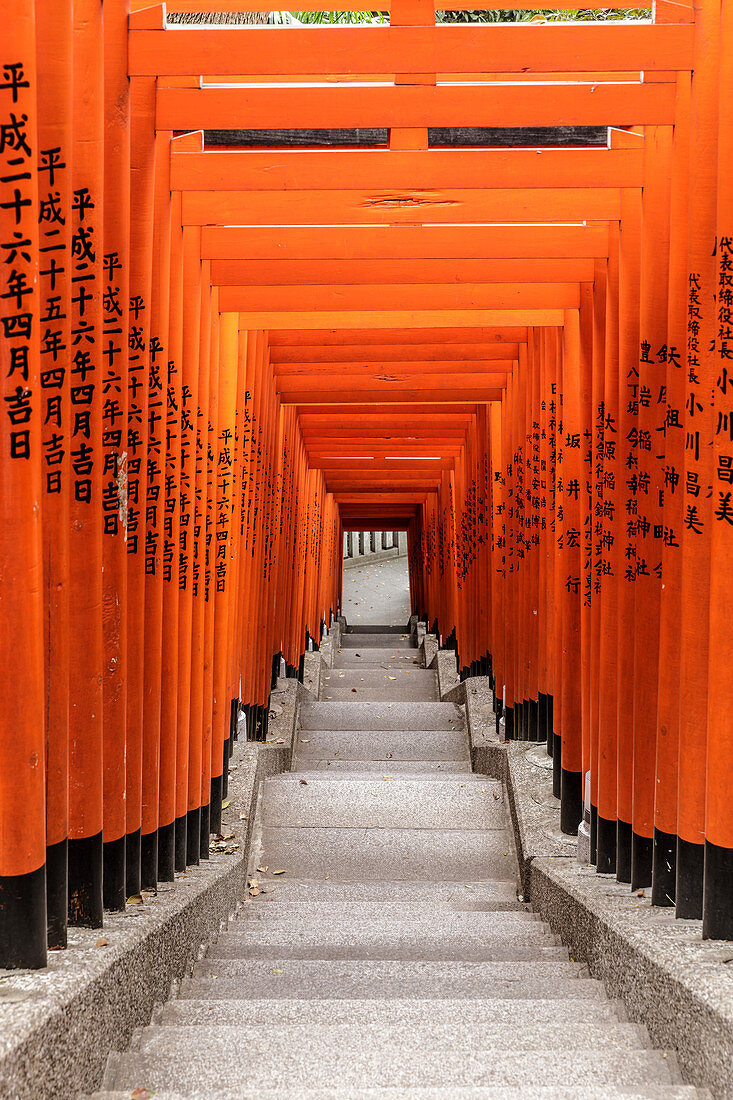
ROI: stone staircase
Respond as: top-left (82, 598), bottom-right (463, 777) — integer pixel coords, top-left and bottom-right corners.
top-left (94, 625), bottom-right (704, 1099)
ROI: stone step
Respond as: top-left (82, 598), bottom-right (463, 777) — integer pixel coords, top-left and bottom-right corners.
top-left (201, 945), bottom-right (567, 963)
top-left (294, 759), bottom-right (473, 774)
top-left (240, 879), bottom-right (523, 907)
top-left (179, 959), bottom-right (604, 1001)
top-left (95, 1088), bottom-right (704, 1100)
top-left (334, 648), bottom-right (421, 668)
top-left (241, 888), bottom-right (526, 915)
top-left (137, 1020), bottom-right (647, 1055)
top-left (299, 701), bottom-right (465, 730)
top-left (109, 1045), bottom-right (678, 1093)
top-left (230, 909), bottom-right (544, 932)
top-left (294, 729), bottom-right (469, 762)
top-left (321, 668), bottom-right (438, 702)
top-left (261, 774), bottom-right (503, 829)
top-left (157, 995), bottom-right (628, 1030)
top-left (344, 624), bottom-right (412, 634)
top-left (340, 633), bottom-right (414, 648)
top-left (255, 824), bottom-right (515, 880)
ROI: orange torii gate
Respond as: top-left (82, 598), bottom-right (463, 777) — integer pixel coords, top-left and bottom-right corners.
top-left (1, 0), bottom-right (732, 972)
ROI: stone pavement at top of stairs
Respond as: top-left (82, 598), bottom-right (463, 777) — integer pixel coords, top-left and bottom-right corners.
top-left (342, 555), bottom-right (412, 628)
top-left (94, 622), bottom-right (708, 1100)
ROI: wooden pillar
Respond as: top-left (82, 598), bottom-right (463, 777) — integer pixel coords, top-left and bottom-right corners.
top-left (67, 0), bottom-right (104, 928)
top-left (35, 0), bottom-right (72, 948)
top-left (0, 0), bottom-right (47, 968)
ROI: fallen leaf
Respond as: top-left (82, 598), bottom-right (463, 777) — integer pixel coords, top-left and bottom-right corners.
top-left (637, 889), bottom-right (646, 897)
top-left (248, 878), bottom-right (259, 888)
top-left (386, 752), bottom-right (393, 759)
top-left (222, 799), bottom-right (231, 809)
top-left (127, 893), bottom-right (143, 905)
top-left (351, 688), bottom-right (358, 693)
top-left (256, 866), bottom-right (268, 873)
top-left (271, 968), bottom-right (282, 974)
top-left (300, 778), bottom-right (308, 786)
top-left (276, 738), bottom-right (285, 744)
top-left (96, 937), bottom-right (109, 947)
top-left (131, 1090), bottom-right (155, 1100)
top-left (239, 812), bottom-right (248, 820)
top-left (249, 887), bottom-right (261, 897)
top-left (300, 738), bottom-right (311, 744)
top-left (383, 775), bottom-right (395, 782)
top-left (272, 869), bottom-right (287, 875)
top-left (388, 676), bottom-right (397, 680)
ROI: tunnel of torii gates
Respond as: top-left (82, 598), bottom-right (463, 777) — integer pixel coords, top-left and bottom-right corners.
top-left (1, 0), bottom-right (733, 970)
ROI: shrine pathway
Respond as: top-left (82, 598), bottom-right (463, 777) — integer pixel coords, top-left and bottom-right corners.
top-left (93, 616), bottom-right (702, 1098)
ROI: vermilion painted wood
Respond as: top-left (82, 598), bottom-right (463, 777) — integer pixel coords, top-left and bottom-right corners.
top-left (68, 0), bottom-right (105, 925)
top-left (202, 226), bottom-right (607, 262)
top-left (210, 259), bottom-right (595, 285)
top-left (130, 23), bottom-right (693, 78)
top-left (183, 187), bottom-right (623, 227)
top-left (170, 148), bottom-right (643, 193)
top-left (270, 328), bottom-right (526, 345)
top-left (35, 0), bottom-right (72, 916)
top-left (228, 310), bottom-right (567, 329)
top-left (272, 343), bottom-right (521, 362)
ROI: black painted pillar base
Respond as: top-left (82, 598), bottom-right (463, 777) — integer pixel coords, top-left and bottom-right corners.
top-left (703, 841), bottom-right (733, 940)
top-left (547, 694), bottom-right (555, 751)
top-left (590, 805), bottom-right (597, 866)
top-left (46, 838), bottom-right (68, 949)
top-left (0, 864), bottom-right (47, 969)
top-left (125, 827), bottom-right (141, 897)
top-left (229, 698), bottom-right (240, 741)
top-left (174, 813), bottom-right (187, 873)
top-left (528, 697), bottom-right (540, 741)
top-left (538, 693), bottom-right (548, 746)
top-left (651, 827), bottom-right (676, 907)
top-left (102, 835), bottom-right (126, 911)
top-left (494, 697), bottom-right (503, 733)
top-left (552, 732), bottom-right (562, 799)
top-left (631, 830), bottom-right (653, 891)
top-left (676, 836), bottom-right (704, 919)
top-left (68, 832), bottom-right (104, 927)
top-left (222, 740), bottom-right (230, 799)
top-left (616, 819), bottom-right (632, 883)
top-left (271, 651), bottom-right (281, 691)
top-left (158, 821), bottom-right (175, 883)
top-left (504, 705), bottom-right (514, 740)
top-left (560, 768), bottom-right (582, 836)
top-left (596, 814), bottom-right (616, 875)
top-left (186, 807), bottom-right (201, 867)
top-left (199, 802), bottom-right (210, 860)
top-left (140, 829), bottom-right (158, 892)
top-left (298, 652), bottom-right (305, 683)
top-left (210, 774), bottom-right (223, 836)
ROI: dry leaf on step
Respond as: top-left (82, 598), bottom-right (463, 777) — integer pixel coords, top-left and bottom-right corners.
top-left (272, 869), bottom-right (287, 875)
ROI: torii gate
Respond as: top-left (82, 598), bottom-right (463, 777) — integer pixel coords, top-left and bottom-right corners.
top-left (1, 0), bottom-right (732, 971)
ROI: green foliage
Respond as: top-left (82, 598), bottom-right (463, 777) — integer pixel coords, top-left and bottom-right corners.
top-left (275, 7), bottom-right (651, 22)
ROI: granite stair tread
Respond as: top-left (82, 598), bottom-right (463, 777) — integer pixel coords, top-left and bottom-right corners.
top-left (96, 615), bottom-right (702, 1098)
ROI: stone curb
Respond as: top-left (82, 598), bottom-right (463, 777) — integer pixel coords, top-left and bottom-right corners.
top-left (458, 671), bottom-right (731, 1099)
top-left (0, 740), bottom-right (288, 1100)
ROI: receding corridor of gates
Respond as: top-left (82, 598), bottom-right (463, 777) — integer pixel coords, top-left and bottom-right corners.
top-left (1, 0), bottom-right (733, 1095)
